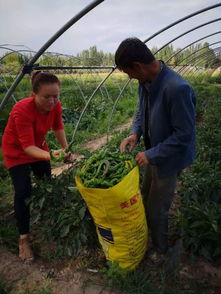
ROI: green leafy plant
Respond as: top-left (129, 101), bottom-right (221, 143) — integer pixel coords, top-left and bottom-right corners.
top-left (100, 261), bottom-right (191, 294)
top-left (18, 287), bottom-right (53, 294)
top-left (0, 281), bottom-right (8, 294)
top-left (100, 261), bottom-right (127, 288)
top-left (178, 83), bottom-right (221, 261)
top-left (29, 167), bottom-right (98, 257)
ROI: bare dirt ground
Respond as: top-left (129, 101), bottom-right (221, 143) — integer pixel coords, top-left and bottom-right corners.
top-left (0, 247), bottom-right (116, 294)
top-left (83, 120), bottom-right (132, 152)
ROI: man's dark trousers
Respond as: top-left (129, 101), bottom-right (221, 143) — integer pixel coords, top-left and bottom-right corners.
top-left (142, 165), bottom-right (177, 254)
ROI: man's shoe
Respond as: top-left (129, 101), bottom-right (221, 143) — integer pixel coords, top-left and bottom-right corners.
top-left (19, 235), bottom-right (34, 262)
top-left (164, 239), bottom-right (182, 275)
top-left (147, 249), bottom-right (166, 265)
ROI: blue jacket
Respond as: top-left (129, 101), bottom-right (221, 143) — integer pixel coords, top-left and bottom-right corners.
top-left (132, 62), bottom-right (196, 176)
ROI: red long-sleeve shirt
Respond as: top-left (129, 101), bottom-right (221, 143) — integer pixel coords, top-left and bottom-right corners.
top-left (2, 96), bottom-right (64, 169)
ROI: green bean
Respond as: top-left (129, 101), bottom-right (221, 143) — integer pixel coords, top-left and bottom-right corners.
top-left (77, 148), bottom-right (136, 188)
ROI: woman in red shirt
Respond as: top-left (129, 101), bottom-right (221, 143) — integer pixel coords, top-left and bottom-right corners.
top-left (2, 71), bottom-right (69, 261)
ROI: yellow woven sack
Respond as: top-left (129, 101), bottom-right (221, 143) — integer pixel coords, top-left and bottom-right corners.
top-left (75, 166), bottom-right (148, 271)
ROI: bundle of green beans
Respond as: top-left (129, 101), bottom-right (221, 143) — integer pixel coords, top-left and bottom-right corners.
top-left (76, 149), bottom-right (136, 188)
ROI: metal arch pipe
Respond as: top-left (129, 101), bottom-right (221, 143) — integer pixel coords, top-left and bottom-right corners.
top-left (187, 54), bottom-right (221, 80)
top-left (182, 45), bottom-right (221, 72)
top-left (0, 48), bottom-right (83, 62)
top-left (2, 2), bottom-right (221, 141)
top-left (95, 70), bottom-right (113, 102)
top-left (106, 79), bottom-right (131, 141)
top-left (189, 40), bottom-right (221, 60)
top-left (189, 57), bottom-right (216, 77)
top-left (171, 41), bottom-right (221, 72)
top-left (179, 53), bottom-right (220, 82)
top-left (0, 44), bottom-right (32, 50)
top-left (62, 68), bottom-right (87, 104)
top-left (106, 4), bottom-right (221, 124)
top-left (188, 67), bottom-right (203, 78)
top-left (143, 3), bottom-right (221, 43)
top-left (178, 53), bottom-right (212, 76)
top-left (106, 4), bottom-right (221, 135)
top-left (0, 0), bottom-right (104, 111)
top-left (34, 66), bottom-right (114, 70)
top-left (0, 49), bottom-right (78, 64)
top-left (174, 45), bottom-right (220, 75)
top-left (0, 50), bottom-right (37, 63)
top-left (0, 46), bottom-right (25, 53)
top-left (91, 68), bottom-right (107, 102)
top-left (67, 67), bottom-right (115, 151)
top-left (181, 47), bottom-right (221, 77)
top-left (166, 31), bottom-right (221, 63)
top-left (153, 18), bottom-right (221, 55)
top-left (16, 0), bottom-right (104, 67)
top-left (187, 46), bottom-right (221, 78)
top-left (0, 51), bottom-right (105, 106)
top-left (39, 51), bottom-right (76, 59)
top-left (186, 68), bottom-right (205, 80)
top-left (178, 49), bottom-right (220, 76)
top-left (185, 50), bottom-right (221, 78)
top-left (206, 61), bottom-right (221, 78)
top-left (0, 75), bottom-right (17, 103)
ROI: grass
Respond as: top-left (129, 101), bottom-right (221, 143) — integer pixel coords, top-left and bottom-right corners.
top-left (0, 281), bottom-right (8, 294)
top-left (84, 261), bottom-right (201, 294)
top-left (0, 219), bottom-right (18, 253)
top-left (18, 287), bottom-right (53, 294)
top-left (0, 273), bottom-right (12, 294)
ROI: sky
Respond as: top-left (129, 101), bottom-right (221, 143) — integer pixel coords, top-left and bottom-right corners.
top-left (0, 0), bottom-right (221, 56)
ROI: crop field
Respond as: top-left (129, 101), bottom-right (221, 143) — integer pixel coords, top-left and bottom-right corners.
top-left (0, 68), bottom-right (221, 293)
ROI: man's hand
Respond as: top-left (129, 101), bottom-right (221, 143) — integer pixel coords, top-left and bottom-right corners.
top-left (120, 134), bottom-right (138, 153)
top-left (135, 152), bottom-right (149, 166)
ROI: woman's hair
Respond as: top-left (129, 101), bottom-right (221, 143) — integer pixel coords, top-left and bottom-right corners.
top-left (31, 71), bottom-right (60, 93)
top-left (115, 37), bottom-right (155, 69)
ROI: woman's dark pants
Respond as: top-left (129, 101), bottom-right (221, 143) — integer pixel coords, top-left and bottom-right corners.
top-left (9, 161), bottom-right (51, 235)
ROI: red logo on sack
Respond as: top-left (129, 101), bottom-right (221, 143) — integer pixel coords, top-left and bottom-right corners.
top-left (120, 193), bottom-right (140, 209)
top-left (120, 201), bottom-right (130, 209)
top-left (130, 193), bottom-right (139, 205)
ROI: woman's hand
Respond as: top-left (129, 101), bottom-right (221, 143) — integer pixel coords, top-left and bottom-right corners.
top-left (50, 149), bottom-right (76, 163)
top-left (50, 149), bottom-right (65, 162)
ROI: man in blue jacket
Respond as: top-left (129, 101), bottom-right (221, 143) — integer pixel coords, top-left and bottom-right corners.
top-left (115, 38), bottom-right (196, 263)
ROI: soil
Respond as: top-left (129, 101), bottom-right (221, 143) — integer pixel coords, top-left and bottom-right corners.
top-left (0, 247), bottom-right (116, 294)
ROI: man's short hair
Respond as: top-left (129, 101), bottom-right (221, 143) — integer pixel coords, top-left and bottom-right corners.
top-left (115, 37), bottom-right (155, 69)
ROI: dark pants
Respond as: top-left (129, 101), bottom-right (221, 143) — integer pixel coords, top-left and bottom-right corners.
top-left (9, 161), bottom-right (51, 235)
top-left (142, 165), bottom-right (177, 254)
